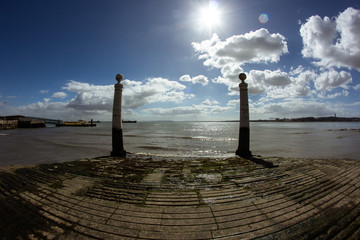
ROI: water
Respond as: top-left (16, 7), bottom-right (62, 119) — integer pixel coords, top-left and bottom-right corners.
top-left (0, 121), bottom-right (360, 166)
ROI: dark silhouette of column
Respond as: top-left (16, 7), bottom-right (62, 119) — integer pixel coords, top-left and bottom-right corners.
top-left (111, 73), bottom-right (126, 157)
top-left (236, 73), bottom-right (252, 158)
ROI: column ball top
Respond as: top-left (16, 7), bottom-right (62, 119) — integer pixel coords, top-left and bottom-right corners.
top-left (115, 73), bottom-right (123, 82)
top-left (239, 73), bottom-right (247, 81)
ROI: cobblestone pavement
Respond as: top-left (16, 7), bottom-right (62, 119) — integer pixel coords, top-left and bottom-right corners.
top-left (1, 155), bottom-right (360, 239)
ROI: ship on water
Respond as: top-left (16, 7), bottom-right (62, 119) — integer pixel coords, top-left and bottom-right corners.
top-left (122, 120), bottom-right (137, 123)
top-left (56, 119), bottom-right (96, 127)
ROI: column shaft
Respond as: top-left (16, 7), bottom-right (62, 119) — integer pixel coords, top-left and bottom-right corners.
top-left (111, 81), bottom-right (126, 157)
top-left (236, 81), bottom-right (251, 157)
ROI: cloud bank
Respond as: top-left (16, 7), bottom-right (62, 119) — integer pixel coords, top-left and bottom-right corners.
top-left (192, 28), bottom-right (290, 96)
top-left (300, 7), bottom-right (360, 71)
top-left (6, 77), bottom-right (194, 120)
top-left (192, 28), bottom-right (288, 68)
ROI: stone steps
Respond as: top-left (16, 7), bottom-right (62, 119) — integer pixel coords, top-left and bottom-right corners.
top-left (2, 157), bottom-right (360, 239)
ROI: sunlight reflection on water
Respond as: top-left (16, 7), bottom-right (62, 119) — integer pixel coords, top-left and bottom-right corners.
top-left (1, 121), bottom-right (360, 166)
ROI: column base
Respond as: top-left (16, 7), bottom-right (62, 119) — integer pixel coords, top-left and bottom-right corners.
top-left (235, 150), bottom-right (252, 158)
top-left (112, 128), bottom-right (126, 158)
top-left (111, 150), bottom-right (127, 158)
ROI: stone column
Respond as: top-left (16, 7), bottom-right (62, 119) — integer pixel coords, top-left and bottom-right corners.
top-left (236, 73), bottom-right (252, 158)
top-left (111, 73), bottom-right (126, 157)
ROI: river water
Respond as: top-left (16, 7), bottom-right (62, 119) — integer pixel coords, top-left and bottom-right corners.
top-left (0, 121), bottom-right (360, 166)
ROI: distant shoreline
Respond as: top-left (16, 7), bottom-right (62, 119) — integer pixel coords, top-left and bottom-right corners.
top-left (251, 116), bottom-right (360, 122)
top-left (208, 116), bottom-right (360, 123)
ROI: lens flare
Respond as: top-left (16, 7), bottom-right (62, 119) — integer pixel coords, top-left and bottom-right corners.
top-left (259, 13), bottom-right (269, 24)
top-left (199, 1), bottom-right (221, 27)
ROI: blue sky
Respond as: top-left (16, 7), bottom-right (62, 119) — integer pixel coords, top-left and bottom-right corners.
top-left (1, 0), bottom-right (360, 121)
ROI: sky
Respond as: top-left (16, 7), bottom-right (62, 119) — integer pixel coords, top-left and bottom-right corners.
top-left (1, 0), bottom-right (360, 121)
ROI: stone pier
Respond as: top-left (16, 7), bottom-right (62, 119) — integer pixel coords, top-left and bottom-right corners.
top-left (236, 73), bottom-right (252, 158)
top-left (2, 156), bottom-right (360, 239)
top-left (111, 73), bottom-right (126, 157)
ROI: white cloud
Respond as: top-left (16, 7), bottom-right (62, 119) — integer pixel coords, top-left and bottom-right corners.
top-left (248, 67), bottom-right (353, 100)
top-left (210, 106), bottom-right (233, 113)
top-left (192, 29), bottom-right (288, 96)
top-left (51, 92), bottom-right (67, 99)
top-left (62, 80), bottom-right (107, 93)
top-left (348, 102), bottom-right (360, 107)
top-left (227, 99), bottom-right (239, 106)
top-left (202, 99), bottom-right (219, 105)
top-left (314, 69), bottom-right (352, 91)
top-left (353, 84), bottom-right (360, 90)
top-left (214, 67), bottom-right (311, 98)
top-left (247, 69), bottom-right (292, 95)
top-left (336, 8), bottom-right (360, 56)
top-left (243, 71), bottom-right (266, 95)
top-left (62, 78), bottom-right (190, 111)
top-left (143, 100), bottom-right (234, 119)
top-left (226, 69), bottom-right (293, 97)
top-left (192, 29), bottom-right (288, 68)
top-left (252, 99), bottom-right (360, 119)
top-left (252, 100), bottom-right (335, 118)
top-left (6, 78), bottom-right (192, 120)
top-left (192, 29), bottom-right (289, 96)
top-left (179, 75), bottom-right (191, 82)
top-left (123, 77), bottom-right (189, 109)
top-left (300, 7), bottom-right (360, 70)
top-left (289, 69), bottom-right (315, 97)
top-left (324, 90), bottom-right (349, 99)
top-left (16, 101), bottom-right (78, 120)
top-left (263, 70), bottom-right (292, 86)
top-left (179, 74), bottom-right (209, 86)
top-left (143, 106), bottom-right (202, 116)
top-left (63, 81), bottom-right (114, 111)
top-left (289, 67), bottom-right (353, 98)
top-left (265, 68), bottom-right (317, 99)
top-left (40, 90), bottom-right (49, 94)
top-left (208, 54), bottom-right (351, 103)
top-left (289, 65), bottom-right (305, 75)
top-left (212, 63), bottom-right (244, 95)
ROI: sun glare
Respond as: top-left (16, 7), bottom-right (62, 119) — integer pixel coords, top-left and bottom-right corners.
top-left (199, 1), bottom-right (221, 28)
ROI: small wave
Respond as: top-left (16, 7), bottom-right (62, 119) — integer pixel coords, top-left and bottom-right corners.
top-left (0, 133), bottom-right (9, 136)
top-left (178, 136), bottom-right (194, 140)
top-left (125, 134), bottom-right (237, 142)
top-left (191, 137), bottom-right (237, 142)
top-left (33, 137), bottom-right (107, 150)
top-left (329, 128), bottom-right (360, 133)
top-left (124, 134), bottom-right (142, 137)
top-left (149, 150), bottom-right (234, 158)
top-left (78, 133), bottom-right (111, 137)
top-left (162, 136), bottom-right (236, 141)
top-left (138, 145), bottom-right (176, 151)
top-left (125, 135), bottom-right (197, 140)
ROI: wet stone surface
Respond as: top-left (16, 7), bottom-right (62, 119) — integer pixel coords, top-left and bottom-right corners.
top-left (1, 154), bottom-right (360, 239)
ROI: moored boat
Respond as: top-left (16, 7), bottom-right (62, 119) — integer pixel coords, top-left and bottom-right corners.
top-left (56, 119), bottom-right (96, 127)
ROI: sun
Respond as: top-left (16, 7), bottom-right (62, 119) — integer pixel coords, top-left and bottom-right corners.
top-left (199, 1), bottom-right (221, 28)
